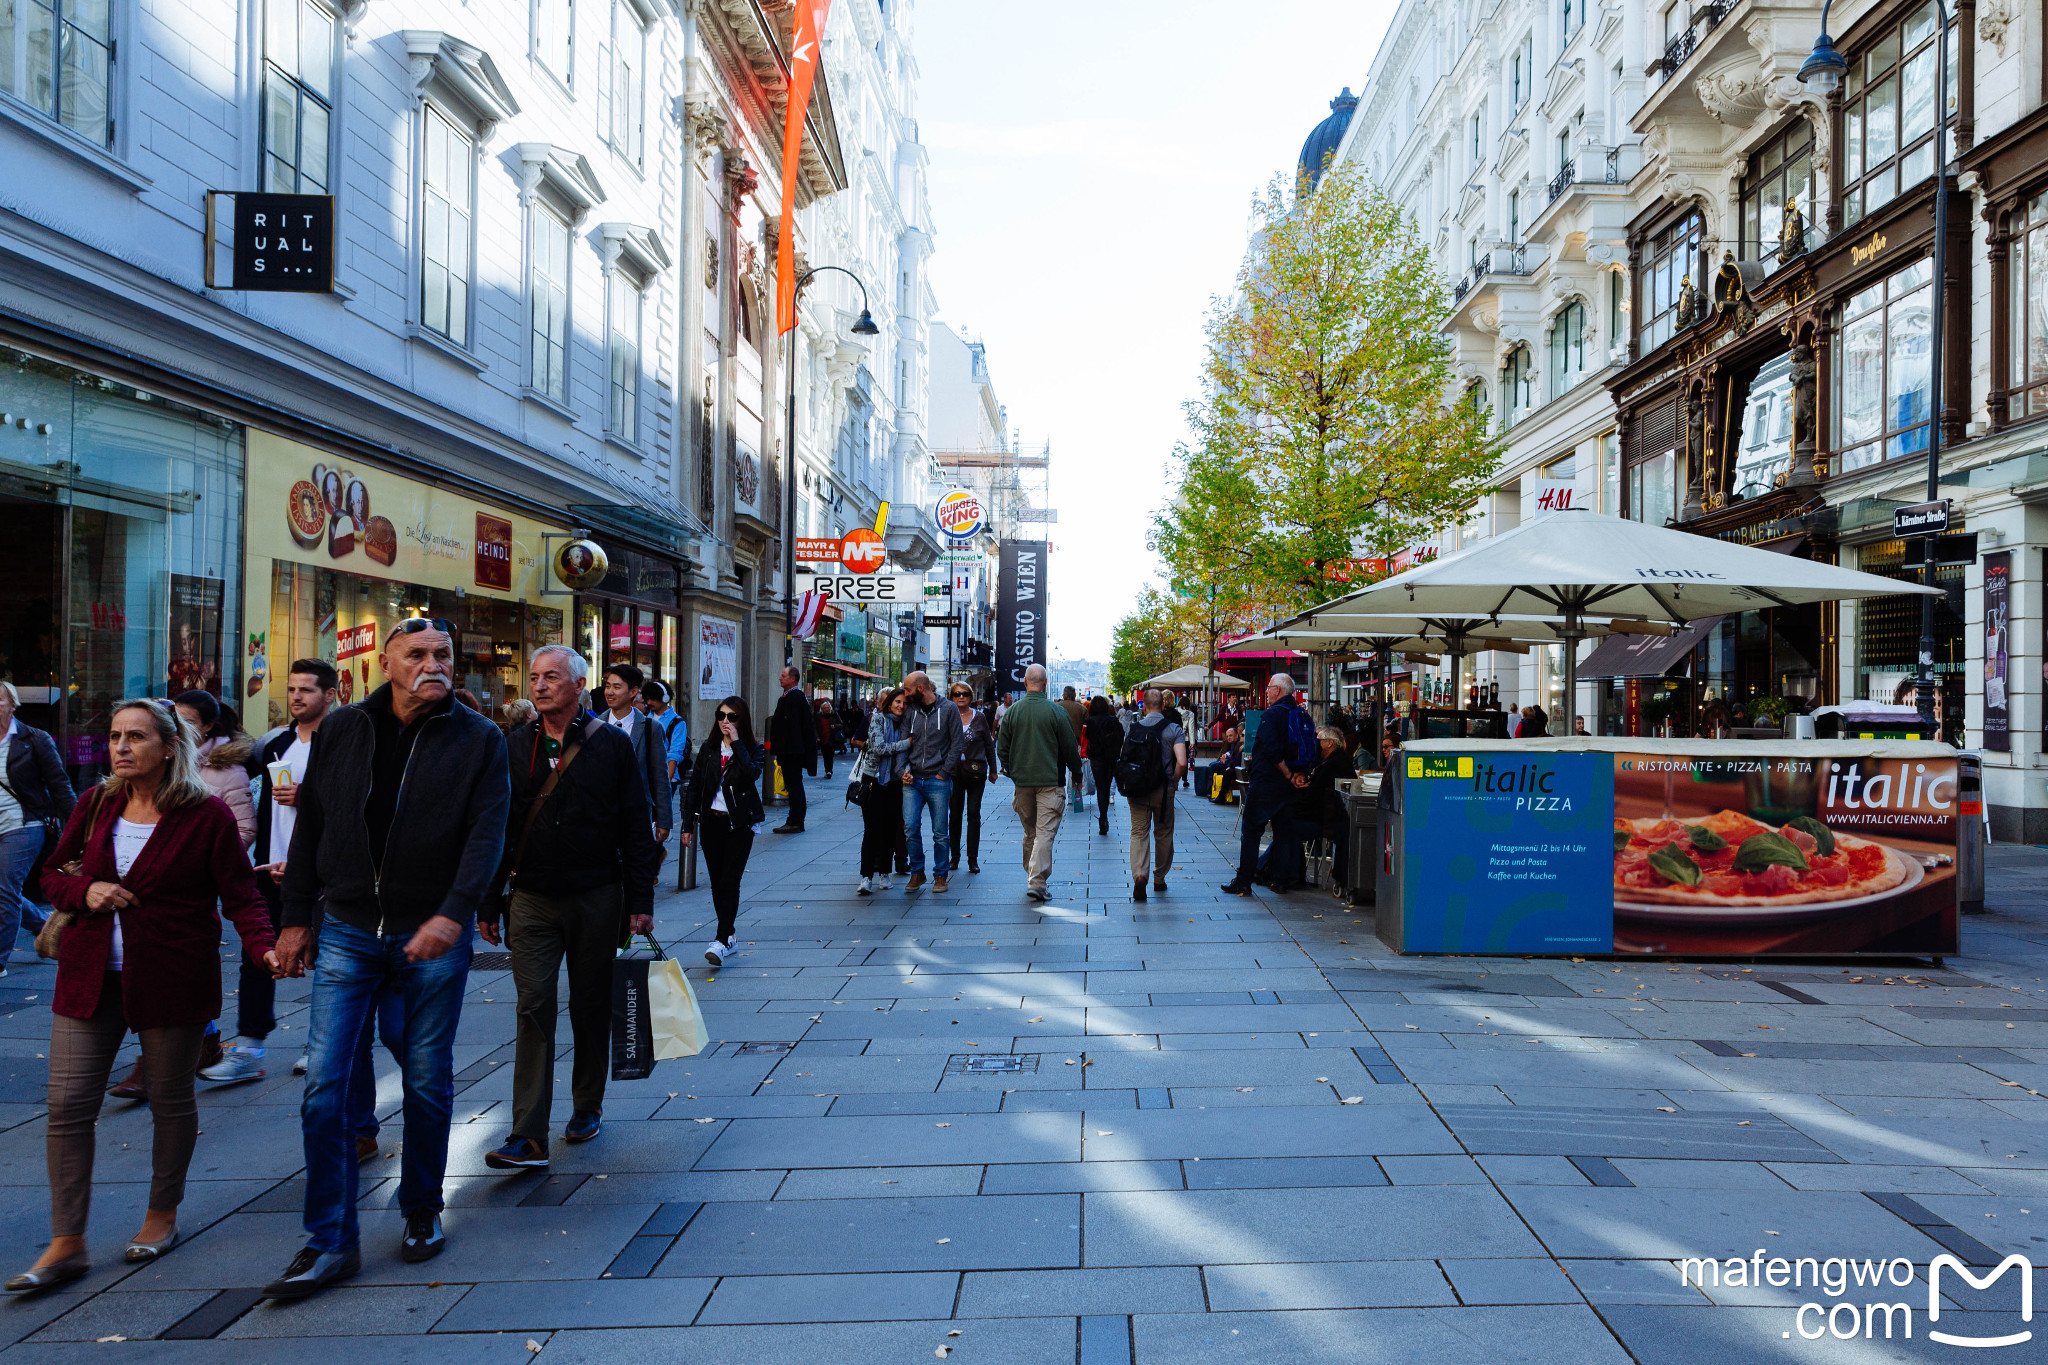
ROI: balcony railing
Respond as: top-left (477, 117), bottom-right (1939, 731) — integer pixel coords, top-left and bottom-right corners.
top-left (1547, 162), bottom-right (1575, 205)
top-left (1646, 0), bottom-right (1732, 84)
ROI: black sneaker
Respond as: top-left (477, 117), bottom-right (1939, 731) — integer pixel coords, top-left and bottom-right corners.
top-left (399, 1211), bottom-right (444, 1263)
top-left (261, 1245), bottom-right (361, 1300)
top-left (1132, 880), bottom-right (1147, 902)
top-left (483, 1136), bottom-right (550, 1170)
top-left (564, 1110), bottom-right (602, 1144)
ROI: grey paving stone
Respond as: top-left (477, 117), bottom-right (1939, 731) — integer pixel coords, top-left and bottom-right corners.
top-left (26, 1290), bottom-right (217, 1343)
top-left (1503, 1186), bottom-right (1952, 1263)
top-left (1778, 1111), bottom-right (2048, 1167)
top-left (1180, 1156), bottom-right (1389, 1190)
top-left (1128, 1304), bottom-right (1634, 1364)
top-left (1, 1339), bottom-right (542, 1363)
top-left (957, 1266), bottom-right (1204, 1316)
top-left (1080, 1048), bottom-right (1370, 1089)
top-left (561, 1170), bottom-right (786, 1205)
top-left (1438, 1104), bottom-right (1841, 1162)
top-left (1561, 1258), bottom-right (1710, 1305)
top-left (1201, 1258), bottom-right (1455, 1310)
top-left (225, 1283), bottom-right (473, 1336)
top-left (774, 1166), bottom-right (983, 1199)
top-left (1378, 1154), bottom-right (1488, 1184)
top-left (693, 1271), bottom-right (956, 1325)
top-left (826, 1092), bottom-right (1003, 1115)
top-left (1079, 1103), bottom-right (1454, 1162)
top-left (980, 1161), bottom-right (1183, 1195)
top-left (1003, 1088), bottom-right (1133, 1112)
top-left (1152, 1033), bottom-right (1307, 1050)
top-left (1441, 1258), bottom-right (1584, 1305)
top-left (693, 1110), bottom-right (1080, 1169)
top-left (1597, 1304), bottom-right (2018, 1364)
top-left (657, 1193), bottom-right (1078, 1277)
top-left (1087, 1185), bottom-right (1545, 1266)
top-left (1477, 1155), bottom-right (1593, 1185)
top-left (537, 1317), bottom-right (1078, 1365)
top-left (1610, 1160), bottom-right (1792, 1189)
top-left (1169, 1084), bottom-right (1337, 1108)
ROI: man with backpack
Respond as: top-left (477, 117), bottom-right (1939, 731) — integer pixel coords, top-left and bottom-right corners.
top-left (1119, 689), bottom-right (1188, 901)
top-left (1221, 674), bottom-right (1315, 897)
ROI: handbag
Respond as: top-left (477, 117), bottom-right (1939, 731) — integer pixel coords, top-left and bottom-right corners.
top-left (611, 933), bottom-right (708, 1080)
top-left (34, 789), bottom-right (110, 962)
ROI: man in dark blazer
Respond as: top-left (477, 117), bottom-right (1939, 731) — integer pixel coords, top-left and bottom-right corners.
top-left (598, 663), bottom-right (672, 848)
top-left (767, 664), bottom-right (817, 833)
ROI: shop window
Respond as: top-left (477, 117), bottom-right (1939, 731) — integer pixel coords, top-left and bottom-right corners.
top-left (420, 105), bottom-right (475, 346)
top-left (1625, 398), bottom-right (1678, 525)
top-left (2007, 192), bottom-right (2048, 421)
top-left (533, 0), bottom-right (573, 86)
top-left (1853, 537), bottom-right (1966, 742)
top-left (530, 203), bottom-right (571, 404)
top-left (1548, 301), bottom-right (1586, 400)
top-left (1834, 257), bottom-right (1932, 472)
top-left (1841, 1), bottom-right (1956, 229)
top-left (1731, 352), bottom-right (1793, 499)
top-left (1637, 212), bottom-right (1701, 353)
top-left (1738, 119), bottom-right (1814, 263)
top-left (0, 0), bottom-right (114, 148)
top-left (1500, 346), bottom-right (1533, 428)
top-left (608, 265), bottom-right (645, 443)
top-left (262, 0), bottom-right (335, 194)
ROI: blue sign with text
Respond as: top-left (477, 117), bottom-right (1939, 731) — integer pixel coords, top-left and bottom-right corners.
top-left (1402, 751), bottom-right (1615, 953)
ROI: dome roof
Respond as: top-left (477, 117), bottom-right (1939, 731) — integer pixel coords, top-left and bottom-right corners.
top-left (1298, 88), bottom-right (1359, 192)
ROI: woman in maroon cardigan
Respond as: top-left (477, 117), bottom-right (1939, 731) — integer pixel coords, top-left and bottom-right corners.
top-left (5, 699), bottom-right (273, 1293)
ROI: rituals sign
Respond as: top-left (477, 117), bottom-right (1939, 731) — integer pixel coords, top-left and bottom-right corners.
top-left (207, 192), bottom-right (334, 292)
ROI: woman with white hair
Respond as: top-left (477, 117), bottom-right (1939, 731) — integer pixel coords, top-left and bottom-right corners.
top-left (8, 699), bottom-right (273, 1291)
top-left (0, 681), bottom-right (75, 975)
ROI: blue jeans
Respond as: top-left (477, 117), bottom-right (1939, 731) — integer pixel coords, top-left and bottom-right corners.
top-left (903, 776), bottom-right (953, 876)
top-left (302, 916), bottom-right (470, 1252)
top-left (0, 826), bottom-right (42, 955)
top-left (350, 986), bottom-right (409, 1140)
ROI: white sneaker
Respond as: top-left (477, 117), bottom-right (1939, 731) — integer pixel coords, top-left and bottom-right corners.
top-left (292, 1048), bottom-right (309, 1075)
top-left (856, 876), bottom-right (872, 896)
top-left (875, 874), bottom-right (892, 891)
top-left (704, 938), bottom-right (730, 967)
top-left (200, 1044), bottom-right (267, 1083)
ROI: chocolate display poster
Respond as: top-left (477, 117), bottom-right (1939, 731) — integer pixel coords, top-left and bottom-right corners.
top-left (1983, 550), bottom-right (2011, 751)
top-left (166, 574), bottom-right (224, 698)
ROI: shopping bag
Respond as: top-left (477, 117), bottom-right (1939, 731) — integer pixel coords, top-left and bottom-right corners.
top-left (1210, 772), bottom-right (1223, 799)
top-left (612, 937), bottom-right (708, 1080)
top-left (1083, 764), bottom-right (1096, 796)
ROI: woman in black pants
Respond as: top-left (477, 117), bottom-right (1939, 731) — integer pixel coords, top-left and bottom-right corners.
top-left (682, 695), bottom-right (766, 967)
top-left (855, 689), bottom-right (908, 894)
top-left (946, 683), bottom-right (996, 875)
top-left (1082, 695), bottom-right (1126, 836)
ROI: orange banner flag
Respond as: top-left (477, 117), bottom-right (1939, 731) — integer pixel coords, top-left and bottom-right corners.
top-left (776, 0), bottom-right (832, 335)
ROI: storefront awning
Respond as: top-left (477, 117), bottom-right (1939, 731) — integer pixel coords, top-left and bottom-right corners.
top-left (1578, 615), bottom-right (1724, 680)
top-left (810, 657), bottom-right (881, 680)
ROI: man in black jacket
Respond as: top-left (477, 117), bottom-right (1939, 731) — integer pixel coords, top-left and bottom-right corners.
top-left (767, 664), bottom-right (816, 833)
top-left (479, 645), bottom-right (657, 1170)
top-left (599, 662), bottom-right (672, 846)
top-left (263, 619), bottom-right (510, 1300)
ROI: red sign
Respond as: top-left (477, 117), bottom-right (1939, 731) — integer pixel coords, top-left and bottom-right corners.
top-left (336, 622), bottom-right (378, 662)
top-left (637, 624), bottom-right (657, 649)
top-left (474, 513), bottom-right (513, 591)
top-left (796, 537), bottom-right (842, 564)
top-left (840, 528), bottom-right (887, 574)
top-left (609, 623), bottom-right (632, 652)
top-left (1324, 558), bottom-right (1389, 582)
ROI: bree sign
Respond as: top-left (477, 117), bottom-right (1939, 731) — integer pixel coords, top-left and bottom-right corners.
top-left (211, 192), bottom-right (334, 292)
top-left (1894, 499), bottom-right (1951, 538)
top-left (796, 573), bottom-right (925, 604)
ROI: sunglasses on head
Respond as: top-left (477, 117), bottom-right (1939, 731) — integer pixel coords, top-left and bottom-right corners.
top-left (388, 617), bottom-right (455, 641)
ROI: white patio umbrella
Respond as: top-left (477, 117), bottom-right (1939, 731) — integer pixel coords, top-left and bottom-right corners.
top-left (1139, 664), bottom-right (1252, 690)
top-left (1281, 509), bottom-right (1938, 733)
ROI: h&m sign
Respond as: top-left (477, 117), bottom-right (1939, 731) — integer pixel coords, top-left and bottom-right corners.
top-left (205, 192), bottom-right (335, 293)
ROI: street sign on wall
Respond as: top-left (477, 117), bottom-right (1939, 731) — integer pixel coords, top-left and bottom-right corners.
top-left (795, 537), bottom-right (842, 563)
top-left (797, 573), bottom-right (925, 604)
top-left (997, 540), bottom-right (1047, 686)
top-left (1894, 499), bottom-right (1951, 537)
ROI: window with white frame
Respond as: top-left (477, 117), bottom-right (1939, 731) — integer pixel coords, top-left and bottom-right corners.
top-left (530, 204), bottom-right (571, 404)
top-left (420, 106), bottom-right (475, 346)
top-left (1, 0), bottom-right (115, 147)
top-left (1835, 257), bottom-right (1933, 472)
top-left (262, 0), bottom-right (335, 193)
top-left (1469, 111), bottom-right (1483, 170)
top-left (1548, 301), bottom-right (1586, 398)
top-left (608, 266), bottom-right (644, 442)
top-left (1511, 43), bottom-right (1526, 107)
top-left (607, 0), bottom-right (643, 166)
top-left (534, 0), bottom-right (573, 85)
top-left (1507, 190), bottom-right (1521, 243)
top-left (1841, 1), bottom-right (1957, 229)
top-left (1560, 0), bottom-right (1584, 44)
top-left (1501, 346), bottom-right (1533, 428)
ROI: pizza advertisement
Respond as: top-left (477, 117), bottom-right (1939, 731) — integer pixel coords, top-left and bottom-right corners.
top-left (1611, 748), bottom-right (1958, 957)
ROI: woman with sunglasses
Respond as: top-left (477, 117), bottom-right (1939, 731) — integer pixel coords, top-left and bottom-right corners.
top-left (946, 685), bottom-right (996, 875)
top-left (680, 696), bottom-right (765, 965)
top-left (853, 689), bottom-right (909, 894)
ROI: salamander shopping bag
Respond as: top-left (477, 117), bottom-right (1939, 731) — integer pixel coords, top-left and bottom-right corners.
top-left (612, 936), bottom-right (708, 1080)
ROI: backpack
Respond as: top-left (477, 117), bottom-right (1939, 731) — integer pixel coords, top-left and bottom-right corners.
top-left (1283, 703), bottom-right (1318, 771)
top-left (1115, 718), bottom-right (1166, 799)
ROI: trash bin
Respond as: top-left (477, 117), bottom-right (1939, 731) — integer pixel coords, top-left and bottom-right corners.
top-left (1341, 776), bottom-right (1381, 905)
top-left (1957, 750), bottom-right (1985, 914)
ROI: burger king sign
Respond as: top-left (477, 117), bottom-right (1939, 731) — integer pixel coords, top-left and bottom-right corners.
top-left (935, 490), bottom-right (984, 541)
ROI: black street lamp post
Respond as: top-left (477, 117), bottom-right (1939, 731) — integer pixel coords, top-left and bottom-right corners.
top-left (782, 266), bottom-right (880, 660)
top-left (1801, 0), bottom-right (1948, 730)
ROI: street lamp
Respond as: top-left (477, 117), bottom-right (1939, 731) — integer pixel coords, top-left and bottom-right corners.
top-left (783, 265), bottom-right (880, 659)
top-left (1801, 0), bottom-right (1948, 730)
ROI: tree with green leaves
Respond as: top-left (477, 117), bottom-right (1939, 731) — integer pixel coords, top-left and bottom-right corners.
top-left (1108, 589), bottom-right (1197, 695)
top-left (1155, 158), bottom-right (1497, 614)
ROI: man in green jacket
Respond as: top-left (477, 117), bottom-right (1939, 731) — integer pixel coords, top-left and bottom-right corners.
top-left (996, 664), bottom-right (1083, 901)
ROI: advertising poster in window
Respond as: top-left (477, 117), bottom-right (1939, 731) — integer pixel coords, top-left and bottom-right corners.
top-left (1610, 749), bottom-right (1957, 957)
top-left (698, 616), bottom-right (739, 700)
top-left (1983, 551), bottom-right (2011, 751)
top-left (166, 575), bottom-right (225, 698)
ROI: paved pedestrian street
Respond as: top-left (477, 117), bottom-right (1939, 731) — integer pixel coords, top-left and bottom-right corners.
top-left (0, 782), bottom-right (2043, 1362)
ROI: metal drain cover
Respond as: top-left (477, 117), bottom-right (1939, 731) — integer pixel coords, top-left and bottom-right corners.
top-left (735, 1042), bottom-right (794, 1056)
top-left (946, 1053), bottom-right (1038, 1075)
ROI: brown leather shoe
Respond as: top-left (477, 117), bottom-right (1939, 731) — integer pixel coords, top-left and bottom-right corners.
top-left (905, 873), bottom-right (927, 891)
top-left (108, 1060), bottom-right (147, 1101)
top-left (932, 876), bottom-right (949, 894)
top-left (356, 1135), bottom-right (379, 1162)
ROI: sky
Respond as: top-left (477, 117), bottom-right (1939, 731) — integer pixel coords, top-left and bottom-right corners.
top-left (917, 0), bottom-right (1399, 663)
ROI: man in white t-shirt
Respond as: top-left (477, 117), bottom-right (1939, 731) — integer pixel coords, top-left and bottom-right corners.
top-left (201, 660), bottom-right (337, 1084)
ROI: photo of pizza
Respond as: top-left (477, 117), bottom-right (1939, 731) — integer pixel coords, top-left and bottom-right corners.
top-left (1614, 808), bottom-right (1911, 912)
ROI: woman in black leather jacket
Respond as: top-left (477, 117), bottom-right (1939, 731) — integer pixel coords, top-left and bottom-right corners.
top-left (680, 695), bottom-right (765, 966)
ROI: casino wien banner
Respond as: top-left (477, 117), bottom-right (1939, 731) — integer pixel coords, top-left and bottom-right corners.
top-left (997, 540), bottom-right (1047, 688)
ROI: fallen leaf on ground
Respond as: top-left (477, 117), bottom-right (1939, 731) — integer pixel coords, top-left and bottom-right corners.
top-left (1656, 1106), bottom-right (1676, 1113)
top-left (935, 1237), bottom-right (951, 1244)
top-left (1341, 1097), bottom-right (1363, 1105)
top-left (527, 1341), bottom-right (544, 1353)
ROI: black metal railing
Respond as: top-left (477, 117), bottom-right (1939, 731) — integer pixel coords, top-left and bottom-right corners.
top-left (1646, 0), bottom-right (1732, 83)
top-left (1547, 162), bottom-right (1575, 204)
